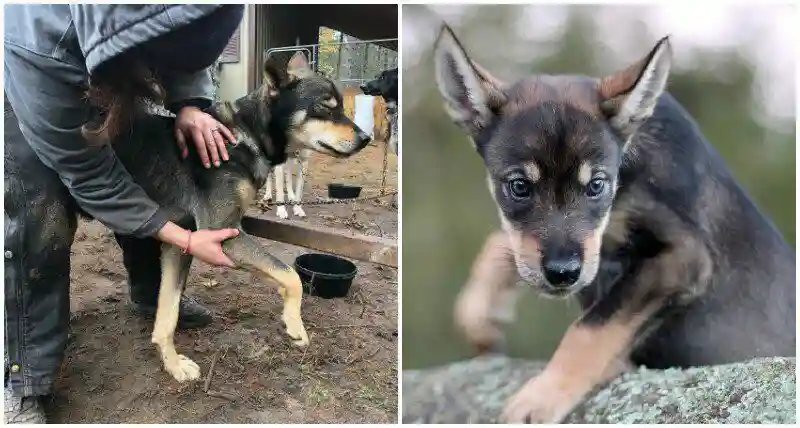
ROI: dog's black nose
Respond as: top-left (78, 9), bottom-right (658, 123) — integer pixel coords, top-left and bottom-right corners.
top-left (542, 256), bottom-right (582, 287)
top-left (356, 130), bottom-right (372, 146)
top-left (359, 84), bottom-right (368, 93)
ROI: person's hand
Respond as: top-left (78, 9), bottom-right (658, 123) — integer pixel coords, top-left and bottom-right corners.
top-left (175, 106), bottom-right (236, 168)
top-left (186, 228), bottom-right (240, 267)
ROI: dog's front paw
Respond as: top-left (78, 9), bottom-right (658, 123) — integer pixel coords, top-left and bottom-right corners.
top-left (454, 288), bottom-right (505, 354)
top-left (283, 314), bottom-right (310, 347)
top-left (165, 354), bottom-right (201, 383)
top-left (276, 206), bottom-right (289, 219)
top-left (502, 373), bottom-right (579, 424)
top-left (292, 205), bottom-right (306, 218)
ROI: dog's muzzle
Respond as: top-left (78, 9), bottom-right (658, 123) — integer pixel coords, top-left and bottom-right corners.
top-left (359, 83), bottom-right (380, 97)
top-left (355, 129), bottom-right (372, 149)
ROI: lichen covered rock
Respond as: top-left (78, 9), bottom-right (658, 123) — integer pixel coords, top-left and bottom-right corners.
top-left (402, 355), bottom-right (796, 424)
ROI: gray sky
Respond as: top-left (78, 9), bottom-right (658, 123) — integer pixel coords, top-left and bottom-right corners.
top-left (403, 3), bottom-right (796, 122)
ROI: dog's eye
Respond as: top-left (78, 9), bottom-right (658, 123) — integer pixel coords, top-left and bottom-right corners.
top-left (586, 178), bottom-right (606, 198)
top-left (506, 178), bottom-right (532, 201)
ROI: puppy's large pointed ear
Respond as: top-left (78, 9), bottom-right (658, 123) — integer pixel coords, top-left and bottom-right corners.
top-left (434, 24), bottom-right (507, 136)
top-left (599, 36), bottom-right (672, 145)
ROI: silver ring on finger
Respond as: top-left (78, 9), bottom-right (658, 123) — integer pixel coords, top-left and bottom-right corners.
top-left (210, 127), bottom-right (220, 134)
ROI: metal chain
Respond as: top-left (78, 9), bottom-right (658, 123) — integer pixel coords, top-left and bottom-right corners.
top-left (380, 120), bottom-right (390, 196)
top-left (262, 190), bottom-right (398, 207)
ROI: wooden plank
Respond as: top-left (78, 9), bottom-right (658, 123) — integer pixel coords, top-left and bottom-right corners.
top-left (241, 215), bottom-right (397, 268)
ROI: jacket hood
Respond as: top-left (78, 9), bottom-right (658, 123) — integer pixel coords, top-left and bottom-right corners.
top-left (69, 5), bottom-right (226, 75)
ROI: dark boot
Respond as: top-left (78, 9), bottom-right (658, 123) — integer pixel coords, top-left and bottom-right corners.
top-left (4, 386), bottom-right (46, 424)
top-left (114, 234), bottom-right (213, 329)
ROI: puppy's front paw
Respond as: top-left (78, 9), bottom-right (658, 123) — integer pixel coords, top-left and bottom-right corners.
top-left (454, 288), bottom-right (505, 354)
top-left (165, 354), bottom-right (201, 383)
top-left (502, 374), bottom-right (577, 424)
top-left (292, 205), bottom-right (306, 218)
top-left (276, 206), bottom-right (289, 219)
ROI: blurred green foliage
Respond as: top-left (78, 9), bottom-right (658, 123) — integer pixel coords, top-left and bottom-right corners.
top-left (401, 5), bottom-right (795, 370)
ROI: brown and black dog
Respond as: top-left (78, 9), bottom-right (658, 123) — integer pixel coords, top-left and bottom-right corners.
top-left (5, 51), bottom-right (371, 384)
top-left (433, 24), bottom-right (795, 423)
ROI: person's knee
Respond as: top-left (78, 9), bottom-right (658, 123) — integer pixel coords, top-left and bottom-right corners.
top-left (6, 194), bottom-right (76, 259)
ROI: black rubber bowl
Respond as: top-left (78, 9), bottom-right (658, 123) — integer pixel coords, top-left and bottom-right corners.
top-left (328, 183), bottom-right (362, 199)
top-left (294, 253), bottom-right (357, 299)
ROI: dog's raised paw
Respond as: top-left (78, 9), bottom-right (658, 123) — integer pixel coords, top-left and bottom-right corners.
top-left (166, 354), bottom-right (202, 383)
top-left (454, 287), bottom-right (506, 354)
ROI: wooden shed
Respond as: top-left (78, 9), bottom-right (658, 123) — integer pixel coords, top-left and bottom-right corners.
top-left (217, 4), bottom-right (398, 101)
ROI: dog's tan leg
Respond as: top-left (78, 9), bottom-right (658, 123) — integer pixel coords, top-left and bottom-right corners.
top-left (151, 244), bottom-right (200, 382)
top-left (501, 301), bottom-right (659, 423)
top-left (454, 231), bottom-right (520, 353)
top-left (221, 233), bottom-right (309, 346)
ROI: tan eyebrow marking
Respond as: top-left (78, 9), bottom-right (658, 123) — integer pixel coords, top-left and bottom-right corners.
top-left (578, 161), bottom-right (592, 185)
top-left (322, 97), bottom-right (338, 108)
top-left (524, 161), bottom-right (540, 183)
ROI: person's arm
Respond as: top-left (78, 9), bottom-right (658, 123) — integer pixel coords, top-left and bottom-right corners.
top-left (4, 42), bottom-right (174, 239)
top-left (162, 68), bottom-right (215, 115)
top-left (5, 44), bottom-right (238, 268)
top-left (157, 222), bottom-right (192, 249)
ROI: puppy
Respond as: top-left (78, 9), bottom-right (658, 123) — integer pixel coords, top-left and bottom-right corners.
top-left (433, 24), bottom-right (795, 423)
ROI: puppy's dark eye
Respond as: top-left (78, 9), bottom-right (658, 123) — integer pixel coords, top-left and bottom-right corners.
top-left (506, 178), bottom-right (531, 201)
top-left (586, 178), bottom-right (606, 198)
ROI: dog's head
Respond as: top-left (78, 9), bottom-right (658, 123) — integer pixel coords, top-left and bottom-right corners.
top-left (261, 51), bottom-right (372, 158)
top-left (360, 68), bottom-right (399, 104)
top-left (433, 25), bottom-right (672, 297)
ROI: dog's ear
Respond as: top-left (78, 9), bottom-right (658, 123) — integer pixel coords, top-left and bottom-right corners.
top-left (287, 51), bottom-right (314, 81)
top-left (599, 36), bottom-right (672, 145)
top-left (434, 24), bottom-right (506, 136)
top-left (263, 55), bottom-right (289, 95)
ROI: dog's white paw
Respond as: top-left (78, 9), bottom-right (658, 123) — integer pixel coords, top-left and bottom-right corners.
top-left (292, 205), bottom-right (306, 217)
top-left (165, 354), bottom-right (201, 383)
top-left (276, 206), bottom-right (289, 219)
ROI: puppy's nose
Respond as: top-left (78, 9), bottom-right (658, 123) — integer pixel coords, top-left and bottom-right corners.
top-left (359, 84), bottom-right (368, 93)
top-left (542, 256), bottom-right (581, 287)
top-left (356, 130), bottom-right (372, 146)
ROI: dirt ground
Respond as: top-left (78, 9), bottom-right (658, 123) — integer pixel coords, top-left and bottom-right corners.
top-left (45, 143), bottom-right (398, 423)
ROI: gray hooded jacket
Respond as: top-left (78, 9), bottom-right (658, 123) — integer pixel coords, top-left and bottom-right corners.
top-left (4, 5), bottom-right (230, 237)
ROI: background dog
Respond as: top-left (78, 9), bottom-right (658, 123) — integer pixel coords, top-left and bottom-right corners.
top-left (433, 24), bottom-right (795, 423)
top-left (105, 51), bottom-right (370, 382)
top-left (361, 68), bottom-right (399, 155)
